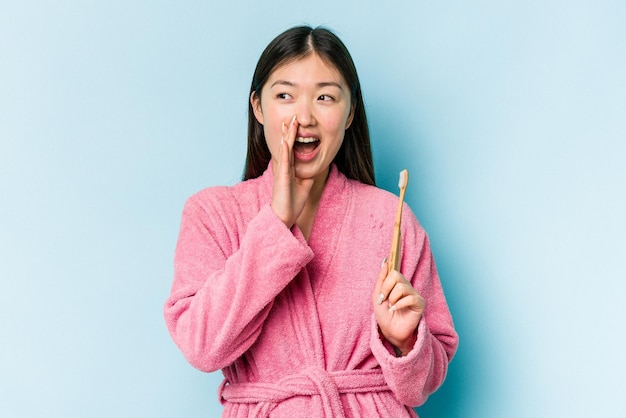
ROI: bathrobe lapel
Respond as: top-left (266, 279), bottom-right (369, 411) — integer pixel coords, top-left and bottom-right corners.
top-left (283, 267), bottom-right (326, 366)
top-left (307, 166), bottom-right (350, 301)
top-left (282, 166), bottom-right (351, 370)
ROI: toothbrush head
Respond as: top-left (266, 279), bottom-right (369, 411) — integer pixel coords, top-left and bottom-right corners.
top-left (398, 169), bottom-right (408, 189)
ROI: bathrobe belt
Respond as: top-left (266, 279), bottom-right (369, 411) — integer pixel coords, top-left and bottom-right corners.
top-left (219, 367), bottom-right (390, 417)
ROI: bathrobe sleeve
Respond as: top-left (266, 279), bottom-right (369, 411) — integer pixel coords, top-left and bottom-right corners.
top-left (164, 190), bottom-right (314, 372)
top-left (370, 207), bottom-right (458, 407)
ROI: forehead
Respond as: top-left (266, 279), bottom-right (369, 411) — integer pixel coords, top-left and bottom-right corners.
top-left (267, 53), bottom-right (346, 86)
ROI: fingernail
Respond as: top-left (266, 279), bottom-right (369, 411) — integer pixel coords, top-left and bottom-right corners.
top-left (388, 304), bottom-right (396, 312)
top-left (381, 258), bottom-right (387, 268)
top-left (377, 293), bottom-right (384, 305)
top-left (290, 115), bottom-right (296, 128)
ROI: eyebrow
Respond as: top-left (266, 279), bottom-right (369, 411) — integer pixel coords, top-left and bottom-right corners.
top-left (270, 80), bottom-right (344, 90)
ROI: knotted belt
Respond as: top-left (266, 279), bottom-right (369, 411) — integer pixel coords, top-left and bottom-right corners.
top-left (219, 367), bottom-right (390, 417)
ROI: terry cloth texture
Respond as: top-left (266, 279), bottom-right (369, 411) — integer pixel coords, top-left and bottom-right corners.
top-left (164, 164), bottom-right (458, 417)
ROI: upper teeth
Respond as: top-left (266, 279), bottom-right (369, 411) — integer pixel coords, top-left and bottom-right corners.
top-left (296, 137), bottom-right (318, 143)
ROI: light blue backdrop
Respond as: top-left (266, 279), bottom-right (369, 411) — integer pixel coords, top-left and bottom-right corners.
top-left (1, 1), bottom-right (625, 417)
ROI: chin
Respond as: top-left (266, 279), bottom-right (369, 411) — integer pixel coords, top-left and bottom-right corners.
top-left (296, 167), bottom-right (330, 182)
top-left (295, 165), bottom-right (328, 182)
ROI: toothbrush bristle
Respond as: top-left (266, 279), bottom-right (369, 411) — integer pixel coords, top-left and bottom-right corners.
top-left (398, 169), bottom-right (408, 188)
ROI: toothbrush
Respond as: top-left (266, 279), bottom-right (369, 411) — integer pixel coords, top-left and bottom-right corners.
top-left (388, 169), bottom-right (408, 273)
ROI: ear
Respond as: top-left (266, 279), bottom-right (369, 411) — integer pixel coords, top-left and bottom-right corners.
top-left (345, 104), bottom-right (355, 129)
top-left (250, 91), bottom-right (264, 125)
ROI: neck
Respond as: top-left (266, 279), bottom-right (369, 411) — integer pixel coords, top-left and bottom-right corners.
top-left (296, 166), bottom-right (331, 240)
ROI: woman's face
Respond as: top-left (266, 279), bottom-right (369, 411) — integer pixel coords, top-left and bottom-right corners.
top-left (251, 53), bottom-right (354, 183)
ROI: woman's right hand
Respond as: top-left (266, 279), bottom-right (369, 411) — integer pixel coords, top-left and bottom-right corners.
top-left (271, 115), bottom-right (315, 229)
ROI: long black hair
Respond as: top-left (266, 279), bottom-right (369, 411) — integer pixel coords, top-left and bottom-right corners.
top-left (244, 25), bottom-right (375, 186)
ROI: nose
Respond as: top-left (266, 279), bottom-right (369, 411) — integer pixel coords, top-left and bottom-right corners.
top-left (295, 100), bottom-right (315, 127)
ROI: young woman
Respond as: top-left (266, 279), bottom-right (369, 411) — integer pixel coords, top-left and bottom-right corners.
top-left (164, 25), bottom-right (458, 417)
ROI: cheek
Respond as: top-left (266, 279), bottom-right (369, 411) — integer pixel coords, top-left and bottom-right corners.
top-left (263, 108), bottom-right (289, 134)
top-left (323, 111), bottom-right (350, 136)
top-left (263, 124), bottom-right (280, 157)
top-left (262, 110), bottom-right (287, 158)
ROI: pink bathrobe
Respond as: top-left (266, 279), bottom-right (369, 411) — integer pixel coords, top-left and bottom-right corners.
top-left (164, 164), bottom-right (458, 417)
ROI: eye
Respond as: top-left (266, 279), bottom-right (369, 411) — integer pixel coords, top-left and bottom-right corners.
top-left (318, 95), bottom-right (335, 102)
top-left (277, 93), bottom-right (293, 100)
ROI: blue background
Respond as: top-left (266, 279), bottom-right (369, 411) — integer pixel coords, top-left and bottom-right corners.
top-left (1, 1), bottom-right (625, 417)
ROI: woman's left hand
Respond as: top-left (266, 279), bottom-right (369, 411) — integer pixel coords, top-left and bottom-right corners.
top-left (372, 260), bottom-right (425, 356)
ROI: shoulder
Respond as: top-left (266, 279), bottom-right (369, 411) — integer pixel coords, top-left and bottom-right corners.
top-left (182, 175), bottom-right (268, 223)
top-left (184, 185), bottom-right (234, 215)
top-left (350, 180), bottom-right (419, 219)
top-left (347, 179), bottom-right (427, 241)
top-left (350, 181), bottom-right (401, 207)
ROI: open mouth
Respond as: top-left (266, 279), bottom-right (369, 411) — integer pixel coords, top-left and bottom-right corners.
top-left (294, 137), bottom-right (320, 155)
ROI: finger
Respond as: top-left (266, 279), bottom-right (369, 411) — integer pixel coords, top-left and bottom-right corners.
top-left (277, 117), bottom-right (297, 176)
top-left (286, 115), bottom-right (297, 165)
top-left (388, 293), bottom-right (425, 314)
top-left (378, 270), bottom-right (405, 305)
top-left (386, 281), bottom-right (411, 307)
top-left (373, 259), bottom-right (388, 305)
top-left (278, 122), bottom-right (289, 168)
top-left (281, 121), bottom-right (286, 145)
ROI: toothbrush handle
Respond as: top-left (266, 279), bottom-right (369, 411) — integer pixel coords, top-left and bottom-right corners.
top-left (388, 230), bottom-right (401, 273)
top-left (388, 187), bottom-right (406, 273)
